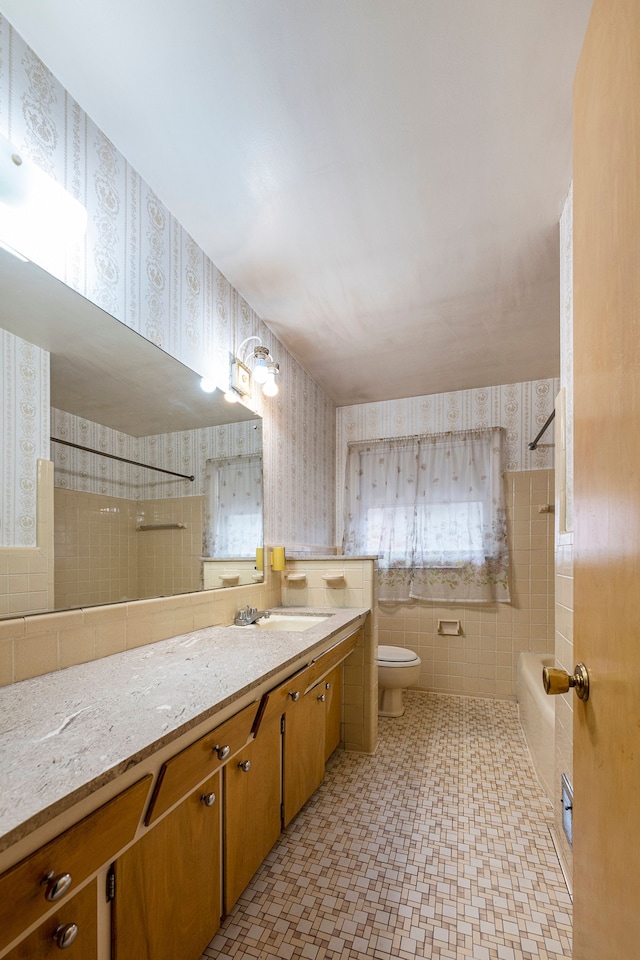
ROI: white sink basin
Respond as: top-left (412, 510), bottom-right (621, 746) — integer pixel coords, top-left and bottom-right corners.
top-left (240, 614), bottom-right (329, 632)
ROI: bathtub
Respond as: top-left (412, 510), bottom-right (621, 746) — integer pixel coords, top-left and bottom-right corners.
top-left (517, 652), bottom-right (555, 802)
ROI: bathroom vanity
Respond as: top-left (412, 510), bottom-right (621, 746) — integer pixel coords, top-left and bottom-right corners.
top-left (0, 607), bottom-right (371, 959)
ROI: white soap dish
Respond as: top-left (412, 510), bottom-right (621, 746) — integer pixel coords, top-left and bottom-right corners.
top-left (220, 572), bottom-right (240, 585)
top-left (322, 571), bottom-right (345, 586)
top-left (285, 572), bottom-right (307, 582)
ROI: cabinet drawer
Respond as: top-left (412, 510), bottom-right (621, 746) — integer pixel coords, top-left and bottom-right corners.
top-left (305, 628), bottom-right (361, 689)
top-left (258, 663), bottom-right (315, 726)
top-left (4, 878), bottom-right (98, 960)
top-left (145, 700), bottom-right (259, 825)
top-left (0, 775), bottom-right (151, 953)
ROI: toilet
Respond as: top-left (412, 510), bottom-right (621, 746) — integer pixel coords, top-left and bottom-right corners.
top-left (377, 644), bottom-right (421, 717)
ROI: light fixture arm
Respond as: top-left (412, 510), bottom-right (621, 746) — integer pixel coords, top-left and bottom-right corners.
top-left (237, 336), bottom-right (262, 364)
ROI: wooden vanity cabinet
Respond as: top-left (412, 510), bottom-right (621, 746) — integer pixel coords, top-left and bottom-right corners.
top-left (282, 672), bottom-right (327, 827)
top-left (323, 664), bottom-right (343, 761)
top-left (223, 709), bottom-right (282, 913)
top-left (111, 771), bottom-right (221, 960)
top-left (0, 775), bottom-right (151, 957)
top-left (4, 879), bottom-right (98, 960)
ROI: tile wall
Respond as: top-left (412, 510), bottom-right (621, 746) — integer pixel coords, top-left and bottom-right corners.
top-left (0, 572), bottom-right (281, 687)
top-left (371, 471), bottom-right (555, 700)
top-left (282, 557), bottom-right (378, 754)
top-left (0, 461), bottom-right (54, 618)
top-left (335, 382), bottom-right (558, 701)
top-left (54, 488), bottom-right (205, 609)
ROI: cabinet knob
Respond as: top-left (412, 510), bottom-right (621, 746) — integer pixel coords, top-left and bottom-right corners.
top-left (200, 792), bottom-right (217, 807)
top-left (52, 923), bottom-right (78, 949)
top-left (213, 744), bottom-right (231, 760)
top-left (317, 694), bottom-right (327, 702)
top-left (288, 691), bottom-right (300, 702)
top-left (238, 759), bottom-right (251, 773)
top-left (325, 682), bottom-right (331, 690)
top-left (41, 871), bottom-right (73, 902)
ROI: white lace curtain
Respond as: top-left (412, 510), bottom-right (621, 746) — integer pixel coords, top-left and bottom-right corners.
top-left (203, 455), bottom-right (263, 558)
top-left (342, 427), bottom-right (509, 603)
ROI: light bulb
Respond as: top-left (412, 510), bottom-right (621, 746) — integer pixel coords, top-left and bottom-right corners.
top-left (224, 389), bottom-right (239, 403)
top-left (262, 373), bottom-right (279, 397)
top-left (200, 377), bottom-right (217, 393)
top-left (253, 357), bottom-right (268, 384)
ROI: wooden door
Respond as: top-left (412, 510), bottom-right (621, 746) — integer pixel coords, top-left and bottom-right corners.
top-left (224, 711), bottom-right (282, 912)
top-left (112, 772), bottom-right (221, 960)
top-left (283, 684), bottom-right (325, 827)
top-left (572, 1), bottom-right (640, 956)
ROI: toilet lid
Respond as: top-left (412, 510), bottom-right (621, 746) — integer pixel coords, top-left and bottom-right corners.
top-left (377, 644), bottom-right (419, 664)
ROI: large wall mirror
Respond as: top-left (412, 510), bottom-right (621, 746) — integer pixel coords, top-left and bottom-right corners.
top-left (0, 250), bottom-right (263, 616)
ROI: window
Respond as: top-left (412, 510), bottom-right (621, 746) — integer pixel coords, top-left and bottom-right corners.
top-left (342, 428), bottom-right (509, 603)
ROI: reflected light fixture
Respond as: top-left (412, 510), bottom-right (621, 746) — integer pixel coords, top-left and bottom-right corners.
top-left (199, 377), bottom-right (217, 393)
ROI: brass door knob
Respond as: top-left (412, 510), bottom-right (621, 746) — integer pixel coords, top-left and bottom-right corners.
top-left (542, 662), bottom-right (590, 701)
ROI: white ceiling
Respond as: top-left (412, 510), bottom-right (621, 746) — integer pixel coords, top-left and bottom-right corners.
top-left (0, 0), bottom-right (592, 406)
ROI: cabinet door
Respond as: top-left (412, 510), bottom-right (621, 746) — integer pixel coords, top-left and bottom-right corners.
top-left (283, 683), bottom-right (325, 827)
top-left (0, 775), bottom-right (151, 955)
top-left (112, 772), bottom-right (221, 960)
top-left (4, 879), bottom-right (97, 960)
top-left (324, 664), bottom-right (343, 761)
top-left (224, 711), bottom-right (282, 912)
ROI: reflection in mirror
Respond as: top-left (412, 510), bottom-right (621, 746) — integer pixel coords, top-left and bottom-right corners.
top-left (202, 454), bottom-right (264, 588)
top-left (0, 250), bottom-right (263, 617)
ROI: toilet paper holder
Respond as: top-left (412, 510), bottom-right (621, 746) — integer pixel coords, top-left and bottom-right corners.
top-left (437, 619), bottom-right (462, 636)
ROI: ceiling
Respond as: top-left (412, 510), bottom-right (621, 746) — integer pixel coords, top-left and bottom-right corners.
top-left (0, 1), bottom-right (592, 406)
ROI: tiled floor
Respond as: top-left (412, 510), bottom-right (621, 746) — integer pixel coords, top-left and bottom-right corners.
top-left (202, 692), bottom-right (572, 960)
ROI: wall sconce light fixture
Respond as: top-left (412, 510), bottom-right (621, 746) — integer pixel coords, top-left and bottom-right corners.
top-left (221, 336), bottom-right (280, 403)
top-left (0, 132), bottom-right (87, 275)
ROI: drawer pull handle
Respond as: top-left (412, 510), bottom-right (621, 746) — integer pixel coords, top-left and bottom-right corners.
top-left (200, 792), bottom-right (217, 807)
top-left (42, 871), bottom-right (73, 902)
top-left (238, 759), bottom-right (251, 773)
top-left (317, 694), bottom-right (327, 702)
top-left (52, 922), bottom-right (78, 949)
top-left (288, 691), bottom-right (300, 702)
top-left (213, 744), bottom-right (231, 760)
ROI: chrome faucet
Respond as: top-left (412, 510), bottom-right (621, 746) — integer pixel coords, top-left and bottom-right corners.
top-left (234, 606), bottom-right (271, 626)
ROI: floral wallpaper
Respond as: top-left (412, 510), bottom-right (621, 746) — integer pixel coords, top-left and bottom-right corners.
top-left (0, 330), bottom-right (49, 546)
top-left (336, 378), bottom-right (559, 534)
top-left (0, 15), bottom-right (335, 550)
top-left (51, 409), bottom-right (262, 501)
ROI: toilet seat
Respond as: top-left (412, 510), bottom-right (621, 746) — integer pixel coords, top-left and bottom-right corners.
top-left (377, 644), bottom-right (420, 665)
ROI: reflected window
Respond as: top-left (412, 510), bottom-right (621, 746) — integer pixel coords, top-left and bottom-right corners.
top-left (203, 455), bottom-right (263, 558)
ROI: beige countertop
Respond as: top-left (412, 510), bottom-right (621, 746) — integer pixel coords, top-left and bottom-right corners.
top-left (0, 607), bottom-right (368, 855)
